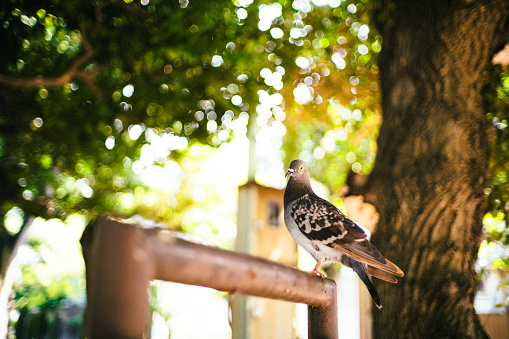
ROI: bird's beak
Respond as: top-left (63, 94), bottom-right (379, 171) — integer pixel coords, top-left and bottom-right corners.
top-left (285, 168), bottom-right (294, 178)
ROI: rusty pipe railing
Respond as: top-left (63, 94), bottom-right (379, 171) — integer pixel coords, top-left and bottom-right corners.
top-left (86, 216), bottom-right (338, 338)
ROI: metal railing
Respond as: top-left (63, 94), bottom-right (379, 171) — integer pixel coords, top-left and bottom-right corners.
top-left (85, 217), bottom-right (338, 338)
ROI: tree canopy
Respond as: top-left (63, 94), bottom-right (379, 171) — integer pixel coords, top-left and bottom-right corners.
top-left (0, 0), bottom-right (381, 225)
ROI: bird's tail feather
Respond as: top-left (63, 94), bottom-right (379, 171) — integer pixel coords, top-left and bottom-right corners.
top-left (343, 257), bottom-right (383, 309)
top-left (368, 266), bottom-right (398, 283)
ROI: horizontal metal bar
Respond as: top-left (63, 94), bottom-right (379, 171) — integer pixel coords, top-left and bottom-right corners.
top-left (151, 231), bottom-right (336, 306)
top-left (87, 217), bottom-right (338, 338)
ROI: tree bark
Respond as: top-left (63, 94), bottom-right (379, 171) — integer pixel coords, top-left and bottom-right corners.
top-left (365, 1), bottom-right (509, 337)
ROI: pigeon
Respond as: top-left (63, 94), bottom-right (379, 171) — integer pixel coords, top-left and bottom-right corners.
top-left (283, 159), bottom-right (404, 309)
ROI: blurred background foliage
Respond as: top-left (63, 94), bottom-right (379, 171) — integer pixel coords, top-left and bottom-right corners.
top-left (8, 216), bottom-right (86, 338)
top-left (1, 0), bottom-right (509, 336)
top-left (480, 63), bottom-right (509, 307)
top-left (485, 64), bottom-right (509, 238)
top-left (0, 0), bottom-right (381, 226)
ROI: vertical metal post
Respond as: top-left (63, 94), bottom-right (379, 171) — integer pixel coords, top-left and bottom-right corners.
top-left (87, 218), bottom-right (153, 338)
top-left (309, 300), bottom-right (338, 339)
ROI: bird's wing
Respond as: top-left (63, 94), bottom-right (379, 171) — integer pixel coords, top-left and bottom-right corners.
top-left (329, 228), bottom-right (404, 282)
top-left (289, 194), bottom-right (367, 245)
top-left (290, 194), bottom-right (404, 278)
top-left (333, 237), bottom-right (404, 278)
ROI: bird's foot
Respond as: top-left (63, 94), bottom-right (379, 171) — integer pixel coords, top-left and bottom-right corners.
top-left (310, 267), bottom-right (325, 277)
top-left (310, 258), bottom-right (326, 277)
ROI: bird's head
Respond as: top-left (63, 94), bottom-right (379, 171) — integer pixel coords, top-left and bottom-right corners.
top-left (284, 159), bottom-right (314, 205)
top-left (285, 159), bottom-right (309, 180)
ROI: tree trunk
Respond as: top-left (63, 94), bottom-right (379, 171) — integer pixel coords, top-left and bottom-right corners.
top-left (365, 1), bottom-right (509, 337)
top-left (0, 216), bottom-right (34, 338)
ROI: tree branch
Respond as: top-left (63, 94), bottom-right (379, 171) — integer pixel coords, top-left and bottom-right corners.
top-left (493, 43), bottom-right (509, 65)
top-left (492, 16), bottom-right (509, 63)
top-left (0, 1), bottom-right (155, 102)
top-left (0, 26), bottom-right (103, 96)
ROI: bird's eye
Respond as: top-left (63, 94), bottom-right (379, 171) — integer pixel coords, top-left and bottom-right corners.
top-left (299, 165), bottom-right (304, 171)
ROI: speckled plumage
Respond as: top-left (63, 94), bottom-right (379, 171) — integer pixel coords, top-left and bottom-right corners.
top-left (283, 159), bottom-right (404, 309)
